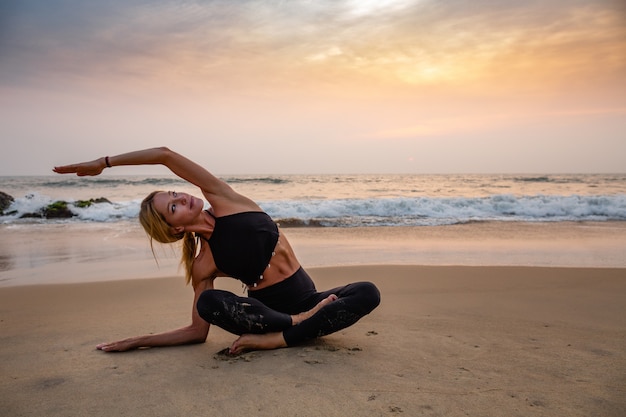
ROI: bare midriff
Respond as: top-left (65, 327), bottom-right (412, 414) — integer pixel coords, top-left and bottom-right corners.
top-left (247, 228), bottom-right (300, 291)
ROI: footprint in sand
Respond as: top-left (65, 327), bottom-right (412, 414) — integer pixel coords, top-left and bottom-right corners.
top-left (213, 348), bottom-right (255, 362)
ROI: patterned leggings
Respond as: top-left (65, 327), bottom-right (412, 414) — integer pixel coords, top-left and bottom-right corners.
top-left (196, 267), bottom-right (380, 346)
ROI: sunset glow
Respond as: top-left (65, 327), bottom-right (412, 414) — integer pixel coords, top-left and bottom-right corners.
top-left (1, 0), bottom-right (624, 174)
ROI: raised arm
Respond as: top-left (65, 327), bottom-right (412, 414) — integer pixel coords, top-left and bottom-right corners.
top-left (53, 147), bottom-right (257, 210)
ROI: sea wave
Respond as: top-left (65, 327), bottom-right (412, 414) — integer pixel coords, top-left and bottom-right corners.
top-left (2, 193), bottom-right (625, 227)
top-left (222, 176), bottom-right (291, 185)
top-left (37, 177), bottom-right (189, 188)
top-left (512, 175), bottom-right (626, 185)
top-left (6, 175), bottom-right (292, 192)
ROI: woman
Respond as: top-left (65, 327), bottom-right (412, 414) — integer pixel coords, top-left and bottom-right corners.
top-left (53, 147), bottom-right (380, 354)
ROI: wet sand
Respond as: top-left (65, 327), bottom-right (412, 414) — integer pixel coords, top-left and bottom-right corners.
top-left (1, 221), bottom-right (625, 287)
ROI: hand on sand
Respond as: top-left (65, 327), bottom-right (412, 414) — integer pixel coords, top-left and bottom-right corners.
top-left (96, 340), bottom-right (135, 352)
top-left (53, 158), bottom-right (106, 177)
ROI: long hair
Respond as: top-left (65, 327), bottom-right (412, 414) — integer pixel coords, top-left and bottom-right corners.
top-left (139, 191), bottom-right (197, 285)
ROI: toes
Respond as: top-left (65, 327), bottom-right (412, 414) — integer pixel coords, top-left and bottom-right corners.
top-left (320, 294), bottom-right (338, 306)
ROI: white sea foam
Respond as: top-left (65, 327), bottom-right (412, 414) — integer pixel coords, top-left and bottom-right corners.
top-left (2, 174), bottom-right (625, 226)
top-left (2, 193), bottom-right (625, 226)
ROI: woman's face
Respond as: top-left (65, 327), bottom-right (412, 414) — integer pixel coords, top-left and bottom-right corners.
top-left (152, 191), bottom-right (204, 228)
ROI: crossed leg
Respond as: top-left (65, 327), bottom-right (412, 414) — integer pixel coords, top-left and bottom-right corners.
top-left (197, 281), bottom-right (380, 354)
top-left (229, 294), bottom-right (338, 354)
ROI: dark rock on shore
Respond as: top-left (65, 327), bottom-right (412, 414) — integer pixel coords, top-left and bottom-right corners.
top-left (0, 191), bottom-right (15, 215)
top-left (43, 201), bottom-right (74, 218)
top-left (17, 197), bottom-right (113, 219)
top-left (276, 218), bottom-right (325, 227)
top-left (75, 197), bottom-right (112, 208)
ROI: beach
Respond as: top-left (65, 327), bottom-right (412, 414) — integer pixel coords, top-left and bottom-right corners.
top-left (2, 0), bottom-right (626, 412)
top-left (1, 222), bottom-right (625, 416)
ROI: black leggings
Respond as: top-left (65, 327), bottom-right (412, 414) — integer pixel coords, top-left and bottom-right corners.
top-left (196, 267), bottom-right (380, 346)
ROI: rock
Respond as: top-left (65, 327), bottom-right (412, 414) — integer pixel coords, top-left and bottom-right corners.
top-left (20, 212), bottom-right (44, 219)
top-left (17, 197), bottom-right (112, 219)
top-left (20, 200), bottom-right (75, 219)
top-left (75, 197), bottom-right (112, 208)
top-left (43, 201), bottom-right (74, 218)
top-left (0, 191), bottom-right (14, 215)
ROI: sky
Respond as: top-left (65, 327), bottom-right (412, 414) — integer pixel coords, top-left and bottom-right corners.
top-left (1, 0), bottom-right (625, 175)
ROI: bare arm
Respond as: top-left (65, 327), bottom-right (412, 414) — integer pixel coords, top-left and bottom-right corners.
top-left (96, 278), bottom-right (213, 352)
top-left (53, 147), bottom-right (258, 210)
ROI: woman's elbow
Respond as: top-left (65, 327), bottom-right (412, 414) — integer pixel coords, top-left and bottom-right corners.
top-left (156, 146), bottom-right (173, 159)
top-left (190, 336), bottom-right (207, 345)
top-left (189, 325), bottom-right (209, 344)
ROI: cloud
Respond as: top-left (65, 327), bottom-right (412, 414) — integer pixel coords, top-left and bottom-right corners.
top-left (342, 0), bottom-right (420, 17)
top-left (2, 0), bottom-right (625, 136)
top-left (364, 106), bottom-right (626, 140)
top-left (2, 0), bottom-right (624, 98)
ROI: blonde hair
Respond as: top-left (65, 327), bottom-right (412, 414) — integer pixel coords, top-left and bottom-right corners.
top-left (139, 191), bottom-right (197, 285)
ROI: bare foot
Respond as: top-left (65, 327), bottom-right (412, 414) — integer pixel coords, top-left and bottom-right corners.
top-left (229, 295), bottom-right (339, 355)
top-left (291, 294), bottom-right (338, 326)
top-left (229, 332), bottom-right (287, 355)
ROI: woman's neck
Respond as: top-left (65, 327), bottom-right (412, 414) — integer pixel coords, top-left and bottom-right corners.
top-left (190, 209), bottom-right (215, 236)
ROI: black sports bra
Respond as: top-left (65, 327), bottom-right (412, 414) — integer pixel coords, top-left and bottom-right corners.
top-left (202, 211), bottom-right (279, 286)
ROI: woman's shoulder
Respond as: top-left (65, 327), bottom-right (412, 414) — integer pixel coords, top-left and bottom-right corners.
top-left (202, 189), bottom-right (262, 215)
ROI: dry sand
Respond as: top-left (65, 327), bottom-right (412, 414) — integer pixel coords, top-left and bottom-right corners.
top-left (1, 265), bottom-right (625, 416)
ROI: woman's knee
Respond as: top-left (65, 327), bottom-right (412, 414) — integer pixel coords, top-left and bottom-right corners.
top-left (196, 289), bottom-right (228, 320)
top-left (343, 281), bottom-right (380, 314)
top-left (359, 281), bottom-right (381, 312)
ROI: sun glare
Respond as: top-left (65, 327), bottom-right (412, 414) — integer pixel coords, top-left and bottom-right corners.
top-left (346, 0), bottom-right (420, 17)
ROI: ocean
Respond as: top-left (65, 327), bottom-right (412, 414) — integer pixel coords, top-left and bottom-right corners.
top-left (2, 173), bottom-right (626, 286)
top-left (1, 174), bottom-right (625, 227)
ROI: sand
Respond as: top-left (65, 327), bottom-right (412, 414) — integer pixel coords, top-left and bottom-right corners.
top-left (1, 223), bottom-right (626, 416)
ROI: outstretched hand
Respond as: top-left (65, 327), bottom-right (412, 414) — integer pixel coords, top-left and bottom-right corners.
top-left (96, 339), bottom-right (136, 352)
top-left (53, 158), bottom-right (106, 176)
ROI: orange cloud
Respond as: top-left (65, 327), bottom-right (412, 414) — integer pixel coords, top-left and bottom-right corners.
top-left (363, 106), bottom-right (626, 140)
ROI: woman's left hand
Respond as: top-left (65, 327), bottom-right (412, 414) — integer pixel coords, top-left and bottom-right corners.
top-left (96, 338), bottom-right (137, 352)
top-left (53, 157), bottom-right (106, 176)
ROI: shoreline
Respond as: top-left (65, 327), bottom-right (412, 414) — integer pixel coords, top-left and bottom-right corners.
top-left (1, 221), bottom-right (626, 287)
